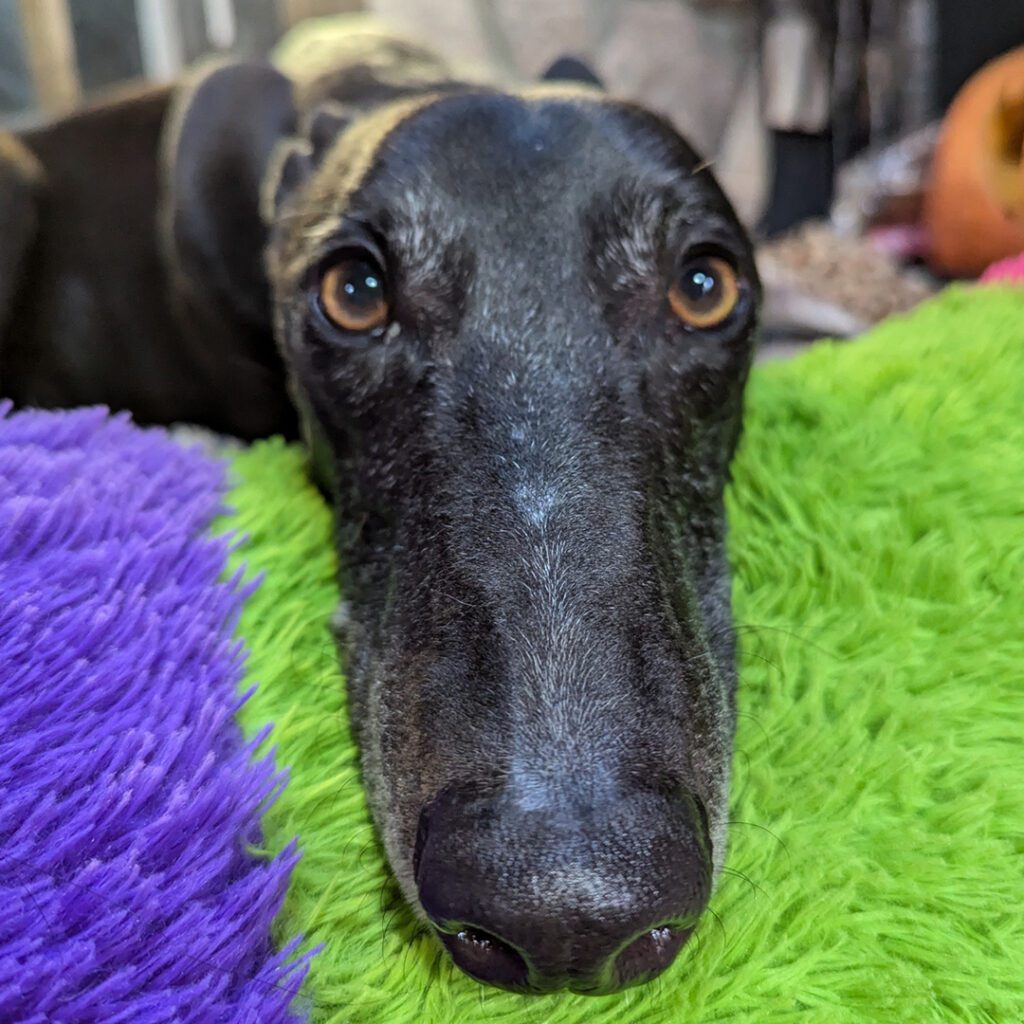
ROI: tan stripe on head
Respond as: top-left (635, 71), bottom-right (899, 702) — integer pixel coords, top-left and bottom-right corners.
top-left (271, 91), bottom-right (463, 283)
top-left (516, 82), bottom-right (605, 104)
top-left (269, 84), bottom-right (610, 285)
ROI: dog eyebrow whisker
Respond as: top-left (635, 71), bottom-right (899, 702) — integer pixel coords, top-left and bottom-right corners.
top-left (732, 621), bottom-right (840, 661)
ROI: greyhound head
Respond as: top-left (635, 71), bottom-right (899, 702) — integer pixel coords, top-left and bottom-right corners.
top-left (170, 57), bottom-right (759, 994)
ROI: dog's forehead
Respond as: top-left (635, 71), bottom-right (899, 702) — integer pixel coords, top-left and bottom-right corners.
top-left (359, 89), bottom-right (670, 195)
top-left (362, 91), bottom-right (712, 223)
top-left (278, 88), bottom-right (738, 279)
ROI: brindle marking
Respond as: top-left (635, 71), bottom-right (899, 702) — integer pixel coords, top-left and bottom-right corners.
top-left (0, 36), bottom-right (759, 995)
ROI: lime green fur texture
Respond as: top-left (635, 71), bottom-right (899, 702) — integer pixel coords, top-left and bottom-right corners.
top-left (221, 287), bottom-right (1024, 1023)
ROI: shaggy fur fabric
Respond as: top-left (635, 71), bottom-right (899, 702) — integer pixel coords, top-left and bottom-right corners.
top-left (222, 286), bottom-right (1023, 1023)
top-left (0, 404), bottom-right (310, 1023)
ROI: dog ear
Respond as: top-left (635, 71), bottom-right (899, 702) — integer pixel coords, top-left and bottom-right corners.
top-left (163, 60), bottom-right (296, 329)
top-left (261, 99), bottom-right (355, 220)
top-left (263, 138), bottom-right (313, 221)
top-left (303, 101), bottom-right (354, 161)
top-left (540, 55), bottom-right (604, 89)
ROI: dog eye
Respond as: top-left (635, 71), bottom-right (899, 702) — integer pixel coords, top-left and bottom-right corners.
top-left (318, 256), bottom-right (389, 333)
top-left (668, 256), bottom-right (740, 329)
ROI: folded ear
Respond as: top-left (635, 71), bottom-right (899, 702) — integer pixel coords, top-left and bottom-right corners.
top-left (261, 100), bottom-right (353, 221)
top-left (162, 60), bottom-right (296, 329)
top-left (540, 55), bottom-right (604, 89)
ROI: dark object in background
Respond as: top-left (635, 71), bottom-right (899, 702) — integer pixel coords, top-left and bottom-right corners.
top-left (541, 54), bottom-right (604, 87)
top-left (934, 0), bottom-right (1024, 111)
top-left (760, 0), bottom-right (1024, 238)
top-left (760, 131), bottom-right (834, 238)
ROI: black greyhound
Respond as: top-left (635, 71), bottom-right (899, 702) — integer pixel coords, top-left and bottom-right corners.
top-left (0, 36), bottom-right (760, 995)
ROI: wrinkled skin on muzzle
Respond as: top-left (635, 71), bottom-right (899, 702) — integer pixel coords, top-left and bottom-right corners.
top-left (267, 89), bottom-right (759, 993)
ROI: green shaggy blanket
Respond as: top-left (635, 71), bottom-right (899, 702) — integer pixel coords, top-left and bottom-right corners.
top-left (219, 286), bottom-right (1024, 1023)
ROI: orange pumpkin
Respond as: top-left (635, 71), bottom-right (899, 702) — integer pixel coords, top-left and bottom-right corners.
top-left (925, 46), bottom-right (1024, 277)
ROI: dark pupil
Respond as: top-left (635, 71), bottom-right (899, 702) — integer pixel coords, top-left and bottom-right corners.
top-left (341, 261), bottom-right (383, 310)
top-left (680, 262), bottom-right (721, 309)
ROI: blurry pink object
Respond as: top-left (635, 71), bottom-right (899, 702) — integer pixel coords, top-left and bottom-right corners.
top-left (980, 252), bottom-right (1024, 284)
top-left (867, 224), bottom-right (931, 261)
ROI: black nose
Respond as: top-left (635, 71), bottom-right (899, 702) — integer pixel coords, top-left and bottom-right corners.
top-left (414, 785), bottom-right (711, 994)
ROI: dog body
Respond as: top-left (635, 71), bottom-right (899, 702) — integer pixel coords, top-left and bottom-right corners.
top-left (0, 85), bottom-right (296, 437)
top-left (0, 35), bottom-right (759, 995)
top-left (0, 35), bottom-right (471, 438)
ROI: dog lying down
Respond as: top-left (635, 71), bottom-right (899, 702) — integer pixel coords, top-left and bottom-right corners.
top-left (0, 34), bottom-right (760, 995)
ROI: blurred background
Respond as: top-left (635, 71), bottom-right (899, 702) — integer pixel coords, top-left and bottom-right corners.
top-left (3, 0), bottom-right (1024, 343)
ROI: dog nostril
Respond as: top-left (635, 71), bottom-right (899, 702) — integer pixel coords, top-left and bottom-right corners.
top-left (614, 924), bottom-right (692, 987)
top-left (437, 925), bottom-right (529, 990)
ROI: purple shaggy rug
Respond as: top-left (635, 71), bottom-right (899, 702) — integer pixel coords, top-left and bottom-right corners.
top-left (0, 404), bottom-right (310, 1023)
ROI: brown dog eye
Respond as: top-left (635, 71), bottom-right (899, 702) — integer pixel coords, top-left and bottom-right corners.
top-left (668, 256), bottom-right (740, 329)
top-left (319, 257), bottom-right (389, 333)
